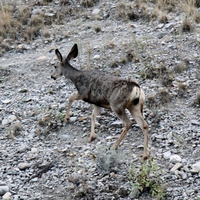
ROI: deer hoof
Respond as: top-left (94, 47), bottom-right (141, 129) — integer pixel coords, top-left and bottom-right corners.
top-left (65, 115), bottom-right (70, 122)
top-left (110, 144), bottom-right (118, 150)
top-left (142, 153), bottom-right (149, 161)
top-left (88, 134), bottom-right (97, 142)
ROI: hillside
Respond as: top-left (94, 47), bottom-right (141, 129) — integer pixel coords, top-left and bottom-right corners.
top-left (0, 0), bottom-right (200, 199)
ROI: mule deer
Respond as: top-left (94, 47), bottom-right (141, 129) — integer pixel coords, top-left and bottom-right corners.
top-left (51, 44), bottom-right (149, 160)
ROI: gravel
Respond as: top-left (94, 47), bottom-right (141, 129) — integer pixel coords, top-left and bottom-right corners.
top-left (0, 0), bottom-right (200, 199)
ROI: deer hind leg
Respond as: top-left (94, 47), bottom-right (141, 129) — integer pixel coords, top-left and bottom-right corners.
top-left (89, 105), bottom-right (100, 142)
top-left (111, 107), bottom-right (133, 150)
top-left (128, 104), bottom-right (149, 160)
top-left (65, 93), bottom-right (82, 122)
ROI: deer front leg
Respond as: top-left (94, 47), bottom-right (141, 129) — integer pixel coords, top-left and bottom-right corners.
top-left (89, 105), bottom-right (100, 142)
top-left (65, 93), bottom-right (82, 122)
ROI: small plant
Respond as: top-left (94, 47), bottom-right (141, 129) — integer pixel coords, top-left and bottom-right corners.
top-left (94, 26), bottom-right (101, 33)
top-left (158, 87), bottom-right (171, 104)
top-left (128, 158), bottom-right (166, 199)
top-left (177, 82), bottom-right (187, 96)
top-left (181, 17), bottom-right (193, 33)
top-left (96, 146), bottom-right (124, 174)
top-left (146, 94), bottom-right (157, 109)
top-left (42, 28), bottom-right (50, 38)
top-left (140, 63), bottom-right (167, 80)
top-left (193, 91), bottom-right (200, 106)
top-left (174, 62), bottom-right (187, 73)
top-left (81, 0), bottom-right (99, 7)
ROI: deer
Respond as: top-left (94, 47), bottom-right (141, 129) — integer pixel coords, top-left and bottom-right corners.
top-left (51, 43), bottom-right (149, 160)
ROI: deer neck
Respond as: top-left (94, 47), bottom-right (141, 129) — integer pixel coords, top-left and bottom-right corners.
top-left (63, 63), bottom-right (80, 83)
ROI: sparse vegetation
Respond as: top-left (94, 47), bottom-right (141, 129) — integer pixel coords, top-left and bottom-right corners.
top-left (158, 87), bottom-right (171, 104)
top-left (96, 146), bottom-right (125, 174)
top-left (181, 17), bottom-right (193, 33)
top-left (128, 158), bottom-right (166, 199)
top-left (193, 91), bottom-right (200, 106)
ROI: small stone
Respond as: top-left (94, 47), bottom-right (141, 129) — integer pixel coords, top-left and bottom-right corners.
top-left (2, 115), bottom-right (17, 125)
top-left (2, 192), bottom-right (12, 200)
top-left (111, 120), bottom-right (123, 128)
top-left (191, 120), bottom-right (199, 125)
top-left (37, 56), bottom-right (49, 62)
top-left (178, 171), bottom-right (187, 179)
top-left (163, 151), bottom-right (171, 159)
top-left (70, 117), bottom-right (77, 122)
top-left (190, 161), bottom-right (200, 173)
top-left (2, 119), bottom-right (9, 126)
top-left (92, 8), bottom-right (100, 15)
top-left (31, 148), bottom-right (38, 153)
top-left (170, 163), bottom-right (182, 172)
top-left (18, 162), bottom-right (31, 170)
top-left (93, 55), bottom-right (100, 60)
top-left (157, 23), bottom-right (164, 29)
top-left (9, 115), bottom-right (17, 122)
top-left (170, 154), bottom-right (182, 163)
top-left (0, 186), bottom-right (9, 196)
top-left (1, 99), bottom-right (11, 104)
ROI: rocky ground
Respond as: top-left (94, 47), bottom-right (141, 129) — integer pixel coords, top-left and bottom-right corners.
top-left (0, 0), bottom-right (200, 200)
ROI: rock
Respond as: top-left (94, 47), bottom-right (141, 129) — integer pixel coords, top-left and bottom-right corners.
top-left (170, 163), bottom-right (182, 172)
top-left (70, 117), bottom-right (77, 122)
top-left (178, 171), bottom-right (187, 179)
top-left (1, 99), bottom-right (11, 104)
top-left (18, 162), bottom-right (31, 170)
top-left (2, 115), bottom-right (17, 125)
top-left (31, 147), bottom-right (38, 153)
top-left (2, 192), bottom-right (12, 200)
top-left (92, 8), bottom-right (100, 15)
top-left (163, 151), bottom-right (171, 159)
top-left (93, 55), bottom-right (100, 60)
top-left (191, 120), bottom-right (199, 125)
top-left (190, 161), bottom-right (200, 173)
top-left (37, 56), bottom-right (49, 62)
top-left (170, 155), bottom-right (182, 163)
top-left (111, 120), bottom-right (123, 128)
top-left (0, 186), bottom-right (9, 196)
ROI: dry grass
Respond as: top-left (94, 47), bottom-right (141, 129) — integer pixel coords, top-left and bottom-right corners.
top-left (42, 28), bottom-right (51, 38)
top-left (0, 0), bottom-right (200, 54)
top-left (181, 17), bottom-right (193, 33)
top-left (81, 0), bottom-right (99, 7)
top-left (193, 91), bottom-right (200, 106)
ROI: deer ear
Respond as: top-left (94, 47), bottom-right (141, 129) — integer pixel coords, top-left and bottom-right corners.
top-left (66, 43), bottom-right (78, 61)
top-left (55, 49), bottom-right (63, 62)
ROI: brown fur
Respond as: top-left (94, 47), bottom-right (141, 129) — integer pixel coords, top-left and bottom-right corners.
top-left (51, 44), bottom-right (149, 160)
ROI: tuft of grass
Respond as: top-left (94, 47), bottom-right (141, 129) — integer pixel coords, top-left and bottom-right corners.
top-left (193, 91), bottom-right (200, 106)
top-left (128, 158), bottom-right (166, 199)
top-left (81, 0), bottom-right (99, 7)
top-left (117, 3), bottom-right (139, 22)
top-left (140, 63), bottom-right (168, 80)
top-left (96, 146), bottom-right (124, 174)
top-left (94, 26), bottom-right (101, 33)
top-left (177, 82), bottom-right (187, 96)
top-left (181, 17), bottom-right (193, 33)
top-left (29, 14), bottom-right (43, 26)
top-left (193, 10), bottom-right (200, 23)
top-left (42, 28), bottom-right (50, 38)
top-left (174, 62), bottom-right (188, 73)
top-left (158, 87), bottom-right (171, 104)
top-left (146, 94), bottom-right (157, 109)
top-left (158, 12), bottom-right (168, 23)
top-left (18, 6), bottom-right (31, 25)
top-left (59, 0), bottom-right (70, 5)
